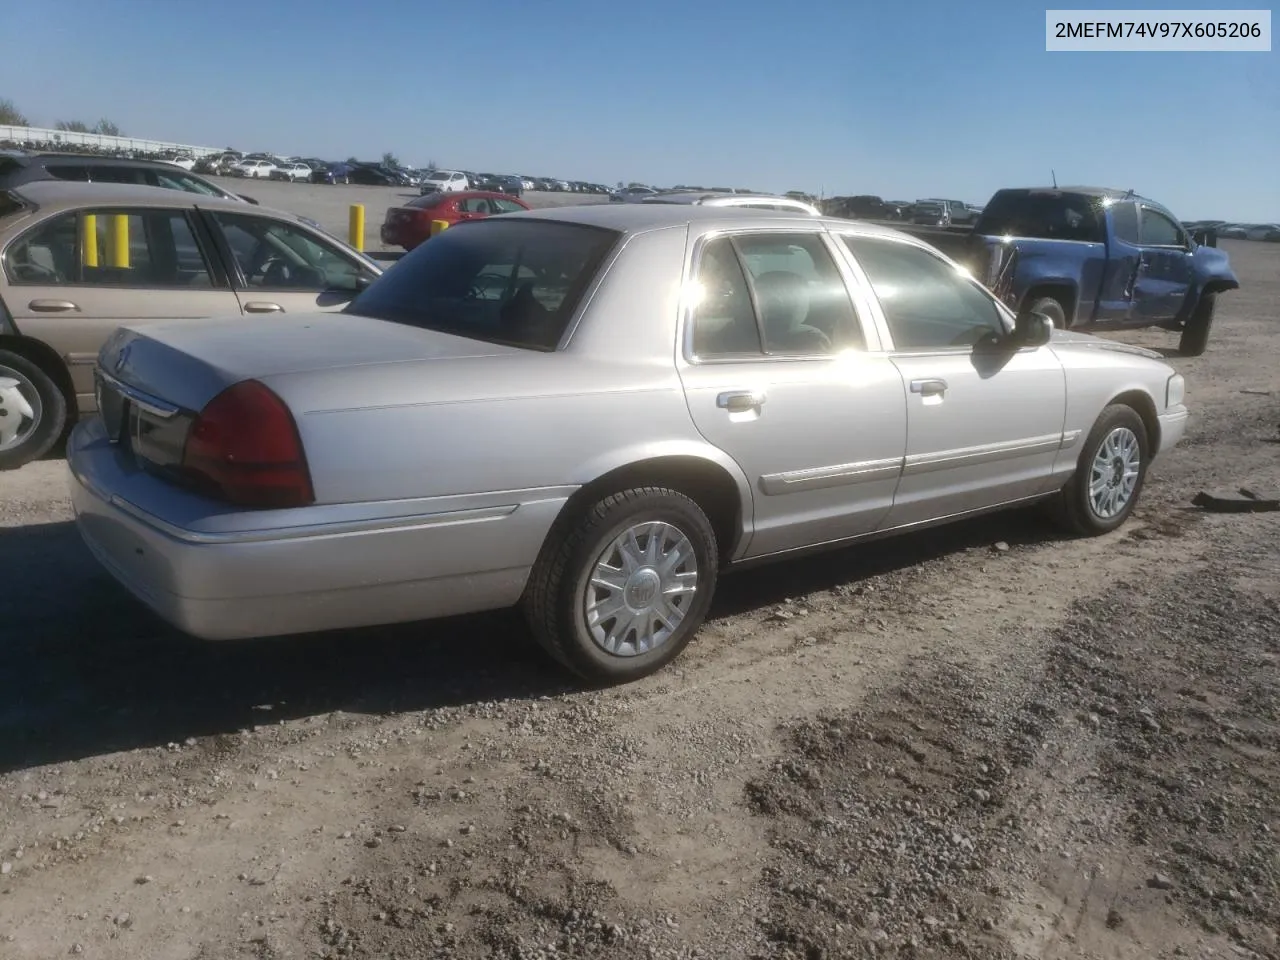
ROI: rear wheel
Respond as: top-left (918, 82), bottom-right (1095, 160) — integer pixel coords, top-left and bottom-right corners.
top-left (1052, 404), bottom-right (1148, 536)
top-left (522, 487), bottom-right (719, 684)
top-left (0, 349), bottom-right (67, 470)
top-left (1178, 292), bottom-right (1216, 357)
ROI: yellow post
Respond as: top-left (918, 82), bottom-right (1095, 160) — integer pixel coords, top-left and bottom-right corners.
top-left (81, 214), bottom-right (98, 268)
top-left (430, 219), bottom-right (449, 237)
top-left (348, 204), bottom-right (365, 251)
top-left (108, 214), bottom-right (130, 268)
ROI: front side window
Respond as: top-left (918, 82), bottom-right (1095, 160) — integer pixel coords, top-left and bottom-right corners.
top-left (492, 198), bottom-right (525, 214)
top-left (213, 213), bottom-right (367, 291)
top-left (843, 236), bottom-right (1005, 350)
top-left (345, 219), bottom-right (618, 351)
top-left (459, 197), bottom-right (491, 214)
top-left (4, 208), bottom-right (212, 287)
top-left (1139, 208), bottom-right (1185, 247)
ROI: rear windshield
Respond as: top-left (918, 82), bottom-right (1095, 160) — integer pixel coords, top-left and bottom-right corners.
top-left (345, 218), bottom-right (620, 350)
top-left (974, 191), bottom-right (1105, 242)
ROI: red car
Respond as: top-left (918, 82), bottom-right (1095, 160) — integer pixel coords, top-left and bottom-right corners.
top-left (380, 190), bottom-right (531, 250)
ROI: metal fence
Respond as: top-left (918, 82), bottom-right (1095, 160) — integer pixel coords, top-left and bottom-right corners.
top-left (0, 125), bottom-right (225, 158)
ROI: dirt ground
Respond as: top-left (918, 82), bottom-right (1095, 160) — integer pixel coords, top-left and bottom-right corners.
top-left (1, 240), bottom-right (1276, 960)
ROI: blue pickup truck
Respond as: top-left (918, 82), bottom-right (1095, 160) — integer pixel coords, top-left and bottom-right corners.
top-left (896, 186), bottom-right (1240, 356)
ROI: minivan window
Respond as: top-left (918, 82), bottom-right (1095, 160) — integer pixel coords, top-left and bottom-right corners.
top-left (345, 219), bottom-right (619, 351)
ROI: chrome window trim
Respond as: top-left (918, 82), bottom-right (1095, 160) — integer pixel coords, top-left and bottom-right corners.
top-left (678, 224), bottom-right (884, 366)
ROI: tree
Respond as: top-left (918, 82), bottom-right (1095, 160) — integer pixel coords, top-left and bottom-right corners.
top-left (346, 155), bottom-right (359, 165)
top-left (381, 151), bottom-right (400, 168)
top-left (92, 119), bottom-right (123, 136)
top-left (0, 98), bottom-right (28, 126)
top-left (55, 120), bottom-right (91, 133)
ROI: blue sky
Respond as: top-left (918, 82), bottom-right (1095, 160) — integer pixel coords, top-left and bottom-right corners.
top-left (2, 0), bottom-right (1277, 220)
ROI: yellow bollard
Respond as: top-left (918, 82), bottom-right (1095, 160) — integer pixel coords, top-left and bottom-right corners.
top-left (81, 214), bottom-right (98, 268)
top-left (430, 219), bottom-right (449, 237)
top-left (348, 204), bottom-right (365, 252)
top-left (108, 214), bottom-right (130, 269)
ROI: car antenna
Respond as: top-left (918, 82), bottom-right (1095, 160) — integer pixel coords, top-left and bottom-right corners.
top-left (1051, 169), bottom-right (1058, 188)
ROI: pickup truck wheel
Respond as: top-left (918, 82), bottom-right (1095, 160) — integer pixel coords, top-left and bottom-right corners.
top-left (0, 349), bottom-right (67, 471)
top-left (1052, 404), bottom-right (1149, 536)
top-left (1178, 292), bottom-right (1216, 357)
top-left (522, 487), bottom-right (719, 685)
top-left (1024, 296), bottom-right (1067, 329)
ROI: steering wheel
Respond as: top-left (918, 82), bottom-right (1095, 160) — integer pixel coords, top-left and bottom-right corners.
top-left (11, 262), bottom-right (59, 283)
top-left (465, 272), bottom-right (512, 301)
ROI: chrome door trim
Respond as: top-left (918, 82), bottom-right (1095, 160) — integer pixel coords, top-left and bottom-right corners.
top-left (902, 433), bottom-right (1063, 476)
top-left (759, 456), bottom-right (904, 495)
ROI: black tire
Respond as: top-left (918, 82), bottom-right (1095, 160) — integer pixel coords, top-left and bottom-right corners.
top-left (1052, 404), bottom-right (1149, 536)
top-left (1178, 292), bottom-right (1215, 357)
top-left (522, 487), bottom-right (719, 685)
top-left (1023, 295), bottom-right (1068, 329)
top-left (0, 348), bottom-right (68, 470)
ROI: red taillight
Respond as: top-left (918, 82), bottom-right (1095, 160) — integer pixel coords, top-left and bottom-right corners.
top-left (180, 380), bottom-right (314, 509)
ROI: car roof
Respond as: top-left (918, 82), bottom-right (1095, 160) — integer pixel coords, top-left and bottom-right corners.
top-left (511, 201), bottom-right (915, 239)
top-left (6, 179), bottom-right (279, 216)
top-left (24, 152), bottom-right (199, 171)
top-left (643, 191), bottom-right (804, 205)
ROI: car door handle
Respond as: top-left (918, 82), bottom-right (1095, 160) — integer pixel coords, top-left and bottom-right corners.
top-left (717, 390), bottom-right (766, 413)
top-left (910, 378), bottom-right (948, 396)
top-left (243, 301), bottom-right (284, 313)
top-left (28, 299), bottom-right (79, 312)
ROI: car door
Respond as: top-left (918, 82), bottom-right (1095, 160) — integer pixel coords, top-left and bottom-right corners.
top-left (1, 205), bottom-right (239, 412)
top-left (201, 209), bottom-right (379, 315)
top-left (1130, 205), bottom-right (1195, 324)
top-left (838, 234), bottom-right (1067, 528)
top-left (677, 229), bottom-right (908, 559)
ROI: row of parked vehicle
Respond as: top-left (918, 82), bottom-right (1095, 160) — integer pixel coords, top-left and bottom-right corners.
top-left (0, 170), bottom-right (1216, 686)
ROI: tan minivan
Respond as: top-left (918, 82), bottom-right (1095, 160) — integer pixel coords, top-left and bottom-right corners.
top-left (0, 181), bottom-right (383, 469)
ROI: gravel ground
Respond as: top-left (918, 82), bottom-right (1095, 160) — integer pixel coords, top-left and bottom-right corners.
top-left (205, 176), bottom-right (611, 253)
top-left (0, 240), bottom-right (1276, 960)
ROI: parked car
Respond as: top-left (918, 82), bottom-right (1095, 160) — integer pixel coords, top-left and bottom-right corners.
top-left (1244, 223), bottom-right (1280, 242)
top-left (825, 195), bottom-right (905, 220)
top-left (640, 191), bottom-right (820, 215)
top-left (231, 159), bottom-right (276, 179)
top-left (380, 190), bottom-right (530, 250)
top-left (311, 162), bottom-right (352, 185)
top-left (899, 186), bottom-right (1240, 356)
top-left (346, 164), bottom-right (402, 186)
top-left (610, 186), bottom-right (658, 203)
top-left (66, 204), bottom-right (1189, 685)
top-left (418, 170), bottom-right (469, 194)
top-left (194, 152), bottom-right (242, 175)
top-left (917, 198), bottom-right (977, 225)
top-left (496, 175), bottom-right (524, 197)
top-left (0, 152), bottom-right (259, 205)
top-left (909, 201), bottom-right (950, 226)
top-left (0, 181), bottom-right (383, 469)
top-left (270, 161), bottom-right (313, 183)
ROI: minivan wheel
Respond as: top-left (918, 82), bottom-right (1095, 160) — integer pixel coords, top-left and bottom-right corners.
top-left (1053, 404), bottom-right (1149, 536)
top-left (522, 487), bottom-right (719, 685)
top-left (0, 349), bottom-right (67, 470)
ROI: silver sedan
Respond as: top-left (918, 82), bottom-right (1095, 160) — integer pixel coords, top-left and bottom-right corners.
top-left (67, 205), bottom-right (1189, 684)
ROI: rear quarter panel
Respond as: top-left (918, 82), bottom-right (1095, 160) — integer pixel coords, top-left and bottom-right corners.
top-left (263, 225), bottom-right (752, 506)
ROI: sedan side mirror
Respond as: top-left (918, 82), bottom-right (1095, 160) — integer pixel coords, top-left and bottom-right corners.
top-left (1012, 311), bottom-right (1054, 348)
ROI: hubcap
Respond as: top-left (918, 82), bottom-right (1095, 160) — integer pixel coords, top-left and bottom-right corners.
top-left (0, 368), bottom-right (41, 453)
top-left (584, 521), bottom-right (699, 657)
top-left (1088, 426), bottom-right (1141, 519)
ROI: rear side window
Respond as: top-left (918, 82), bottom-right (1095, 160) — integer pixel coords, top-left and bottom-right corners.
top-left (3, 209), bottom-right (213, 287)
top-left (1110, 202), bottom-right (1139, 243)
top-left (346, 219), bottom-right (619, 351)
top-left (46, 164), bottom-right (91, 182)
top-left (974, 191), bottom-right (1105, 243)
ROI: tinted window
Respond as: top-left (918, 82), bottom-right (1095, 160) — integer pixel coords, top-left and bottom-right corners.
top-left (1140, 208), bottom-right (1184, 246)
top-left (4, 209), bottom-right (212, 287)
top-left (459, 197), bottom-right (491, 214)
top-left (213, 213), bottom-right (367, 291)
top-left (87, 167), bottom-right (147, 186)
top-left (843, 236), bottom-right (1004, 350)
top-left (1110, 202), bottom-right (1139, 243)
top-left (46, 164), bottom-right (90, 182)
top-left (973, 191), bottom-right (1105, 243)
top-left (148, 170), bottom-right (224, 197)
top-left (734, 233), bottom-right (863, 353)
top-left (492, 198), bottom-right (526, 214)
top-left (346, 219), bottom-right (618, 351)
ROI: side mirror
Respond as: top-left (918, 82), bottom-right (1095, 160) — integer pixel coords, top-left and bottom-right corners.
top-left (1012, 311), bottom-right (1054, 347)
top-left (1192, 228), bottom-right (1216, 248)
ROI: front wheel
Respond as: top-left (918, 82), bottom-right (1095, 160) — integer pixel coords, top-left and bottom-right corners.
top-left (522, 487), bottom-right (719, 684)
top-left (1052, 404), bottom-right (1149, 536)
top-left (1178, 292), bottom-right (1216, 357)
top-left (0, 349), bottom-right (68, 470)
